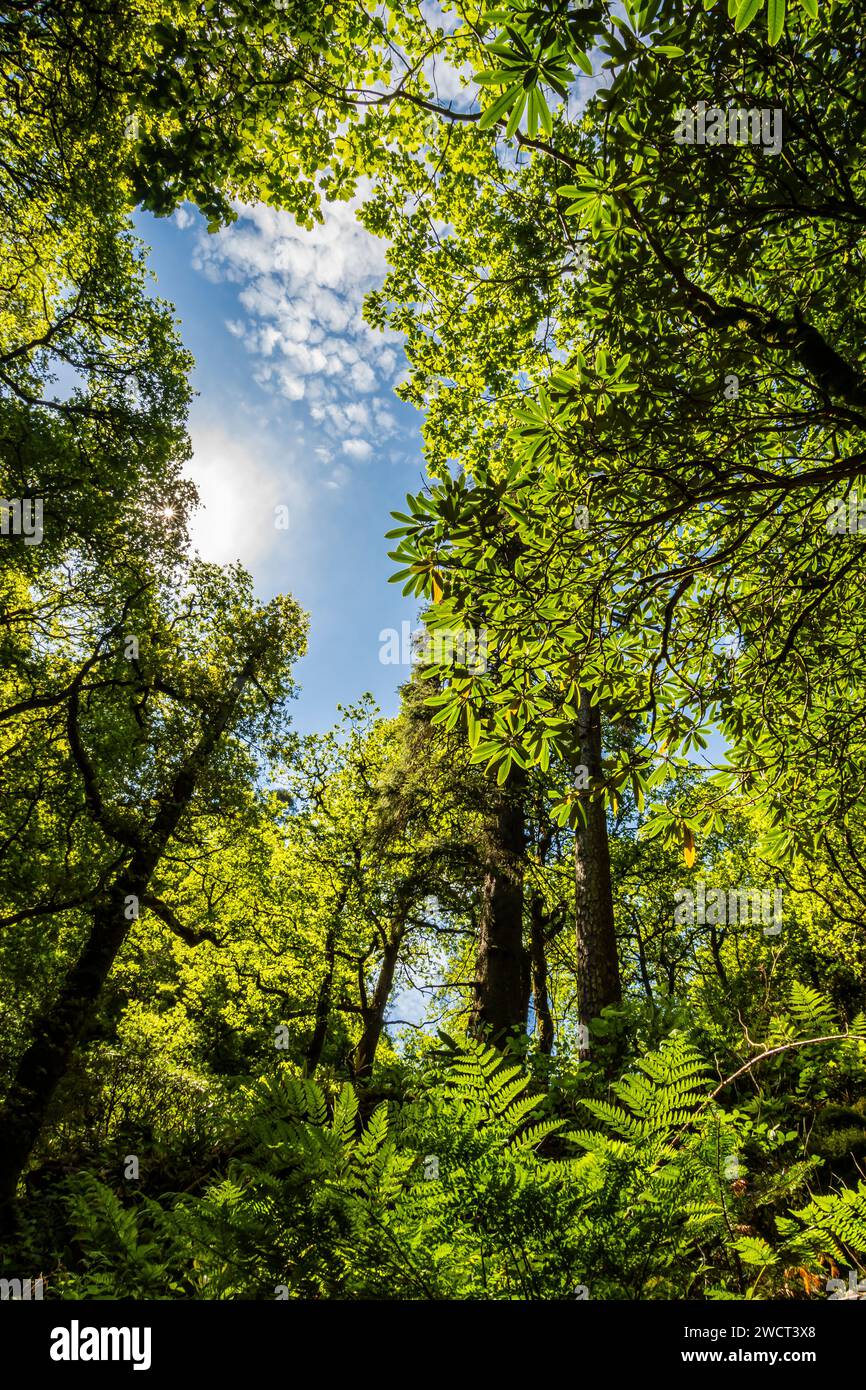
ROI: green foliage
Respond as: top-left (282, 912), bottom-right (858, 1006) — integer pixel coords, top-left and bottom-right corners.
top-left (2, 0), bottom-right (866, 1313)
top-left (39, 1030), bottom-right (861, 1300)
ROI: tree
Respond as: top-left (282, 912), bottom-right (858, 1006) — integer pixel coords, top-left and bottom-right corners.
top-left (468, 767), bottom-right (528, 1040)
top-left (358, 0), bottom-right (866, 1026)
top-left (0, 562), bottom-right (306, 1224)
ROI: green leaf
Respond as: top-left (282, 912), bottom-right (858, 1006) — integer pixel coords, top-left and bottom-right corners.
top-left (767, 0), bottom-right (785, 43)
top-left (474, 69), bottom-right (521, 86)
top-left (466, 706), bottom-right (481, 749)
top-left (734, 1235), bottom-right (777, 1266)
top-left (505, 90), bottom-right (527, 138)
top-left (478, 82), bottom-right (522, 130)
top-left (735, 0), bottom-right (764, 31)
top-left (532, 85), bottom-right (553, 137)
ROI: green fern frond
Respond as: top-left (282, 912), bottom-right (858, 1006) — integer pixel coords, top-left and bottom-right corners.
top-left (789, 982), bottom-right (836, 1036)
top-left (508, 1118), bottom-right (565, 1151)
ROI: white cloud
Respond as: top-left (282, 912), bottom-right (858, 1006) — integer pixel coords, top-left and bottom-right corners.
top-left (191, 189), bottom-right (404, 441)
top-left (378, 348), bottom-right (398, 377)
top-left (342, 438), bottom-right (373, 461)
top-left (350, 360), bottom-right (377, 393)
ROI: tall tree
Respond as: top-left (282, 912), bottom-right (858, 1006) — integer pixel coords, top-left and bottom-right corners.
top-left (0, 565), bottom-right (306, 1224)
top-left (574, 692), bottom-right (621, 1052)
top-left (469, 770), bottom-right (528, 1041)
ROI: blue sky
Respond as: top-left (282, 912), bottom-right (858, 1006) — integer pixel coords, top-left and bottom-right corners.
top-left (138, 195), bottom-right (425, 736)
top-left (132, 2), bottom-right (606, 741)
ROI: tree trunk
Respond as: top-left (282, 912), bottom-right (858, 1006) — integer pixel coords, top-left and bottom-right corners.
top-left (304, 873), bottom-right (353, 1078)
top-left (469, 769), bottom-right (526, 1045)
top-left (351, 932), bottom-right (403, 1081)
top-left (0, 647), bottom-right (265, 1225)
top-left (574, 690), bottom-right (621, 1059)
top-left (529, 893), bottom-right (555, 1055)
top-left (708, 923), bottom-right (729, 990)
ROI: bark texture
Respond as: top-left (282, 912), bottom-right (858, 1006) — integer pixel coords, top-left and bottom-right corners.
top-left (529, 892), bottom-right (555, 1055)
top-left (574, 690), bottom-right (621, 1059)
top-left (469, 770), bottom-right (527, 1044)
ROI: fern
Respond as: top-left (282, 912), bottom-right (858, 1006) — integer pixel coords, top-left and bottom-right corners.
top-left (52, 1031), bottom-right (866, 1301)
top-left (789, 982), bottom-right (837, 1037)
top-left (778, 1182), bottom-right (866, 1270)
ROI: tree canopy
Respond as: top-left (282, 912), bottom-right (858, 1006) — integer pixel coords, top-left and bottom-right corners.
top-left (2, 0), bottom-right (866, 1317)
